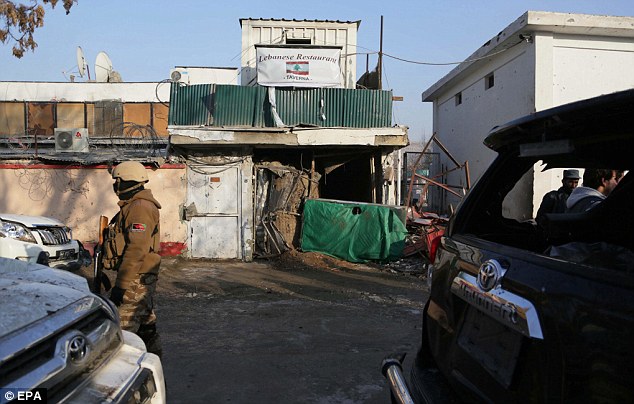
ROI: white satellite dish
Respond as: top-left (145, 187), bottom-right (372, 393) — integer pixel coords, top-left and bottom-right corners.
top-left (76, 46), bottom-right (87, 78)
top-left (95, 51), bottom-right (113, 82)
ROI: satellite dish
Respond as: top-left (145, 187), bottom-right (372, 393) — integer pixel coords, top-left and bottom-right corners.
top-left (95, 51), bottom-right (113, 82)
top-left (171, 70), bottom-right (182, 82)
top-left (76, 46), bottom-right (87, 78)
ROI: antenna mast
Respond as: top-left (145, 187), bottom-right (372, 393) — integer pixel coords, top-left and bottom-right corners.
top-left (378, 15), bottom-right (384, 90)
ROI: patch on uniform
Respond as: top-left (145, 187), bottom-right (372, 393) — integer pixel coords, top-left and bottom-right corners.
top-left (130, 223), bottom-right (147, 232)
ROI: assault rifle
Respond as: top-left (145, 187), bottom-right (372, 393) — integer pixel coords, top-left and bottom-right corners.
top-left (93, 216), bottom-right (110, 294)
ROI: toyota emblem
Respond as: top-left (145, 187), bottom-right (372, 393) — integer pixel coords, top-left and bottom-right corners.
top-left (477, 259), bottom-right (503, 292)
top-left (68, 335), bottom-right (88, 363)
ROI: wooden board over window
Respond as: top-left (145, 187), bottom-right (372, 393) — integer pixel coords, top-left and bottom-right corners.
top-left (57, 103), bottom-right (85, 129)
top-left (27, 103), bottom-right (54, 136)
top-left (93, 100), bottom-right (123, 137)
top-left (0, 102), bottom-right (26, 137)
top-left (86, 104), bottom-right (96, 135)
top-left (123, 103), bottom-right (151, 127)
top-left (152, 103), bottom-right (169, 136)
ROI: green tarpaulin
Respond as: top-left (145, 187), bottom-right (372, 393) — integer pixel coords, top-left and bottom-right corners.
top-left (301, 199), bottom-right (407, 263)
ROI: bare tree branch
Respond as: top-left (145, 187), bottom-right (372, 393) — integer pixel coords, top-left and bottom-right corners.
top-left (0, 0), bottom-right (76, 58)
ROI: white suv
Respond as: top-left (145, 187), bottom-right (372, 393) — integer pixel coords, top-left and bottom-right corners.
top-left (0, 257), bottom-right (166, 403)
top-left (0, 213), bottom-right (87, 270)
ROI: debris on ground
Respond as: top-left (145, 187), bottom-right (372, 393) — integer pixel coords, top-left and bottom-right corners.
top-left (402, 211), bottom-right (448, 261)
top-left (269, 248), bottom-right (428, 279)
top-left (382, 256), bottom-right (428, 277)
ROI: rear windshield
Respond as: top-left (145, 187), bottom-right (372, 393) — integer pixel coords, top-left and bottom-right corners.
top-left (455, 155), bottom-right (634, 273)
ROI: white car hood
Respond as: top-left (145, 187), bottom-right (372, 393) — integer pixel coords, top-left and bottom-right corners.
top-left (0, 213), bottom-right (65, 227)
top-left (0, 258), bottom-right (91, 337)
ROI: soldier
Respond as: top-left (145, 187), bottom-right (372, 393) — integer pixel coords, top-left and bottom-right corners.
top-left (103, 161), bottom-right (162, 356)
top-left (536, 169), bottom-right (580, 223)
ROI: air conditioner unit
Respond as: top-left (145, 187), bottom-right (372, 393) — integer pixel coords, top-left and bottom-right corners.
top-left (170, 68), bottom-right (190, 84)
top-left (54, 128), bottom-right (90, 153)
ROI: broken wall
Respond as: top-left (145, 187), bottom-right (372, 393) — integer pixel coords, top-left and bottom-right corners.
top-left (255, 162), bottom-right (320, 257)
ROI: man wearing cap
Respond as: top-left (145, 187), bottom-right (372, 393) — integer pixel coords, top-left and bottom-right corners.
top-left (536, 169), bottom-right (580, 223)
top-left (103, 161), bottom-right (162, 356)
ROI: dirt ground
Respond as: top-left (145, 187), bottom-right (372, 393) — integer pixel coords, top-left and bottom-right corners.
top-left (152, 250), bottom-right (429, 403)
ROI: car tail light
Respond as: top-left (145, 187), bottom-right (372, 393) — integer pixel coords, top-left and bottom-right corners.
top-left (428, 235), bottom-right (443, 264)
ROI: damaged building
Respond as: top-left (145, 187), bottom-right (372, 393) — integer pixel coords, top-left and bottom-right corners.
top-left (0, 19), bottom-right (408, 262)
top-left (169, 18), bottom-right (408, 261)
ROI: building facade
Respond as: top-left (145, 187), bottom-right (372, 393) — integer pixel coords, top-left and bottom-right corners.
top-left (1, 19), bottom-right (408, 262)
top-left (422, 11), bottom-right (634, 216)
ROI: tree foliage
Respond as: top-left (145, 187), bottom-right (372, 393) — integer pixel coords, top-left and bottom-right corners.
top-left (0, 0), bottom-right (76, 58)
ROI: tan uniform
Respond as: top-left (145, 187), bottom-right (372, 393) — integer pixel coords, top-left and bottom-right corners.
top-left (103, 189), bottom-right (162, 352)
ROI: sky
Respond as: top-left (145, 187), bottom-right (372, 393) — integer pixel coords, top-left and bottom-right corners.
top-left (2, 0), bottom-right (633, 142)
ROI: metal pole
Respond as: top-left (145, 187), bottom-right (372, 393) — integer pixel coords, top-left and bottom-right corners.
top-left (396, 149), bottom-right (402, 205)
top-left (378, 16), bottom-right (383, 90)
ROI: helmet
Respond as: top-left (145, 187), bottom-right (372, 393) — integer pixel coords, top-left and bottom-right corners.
top-left (112, 161), bottom-right (149, 183)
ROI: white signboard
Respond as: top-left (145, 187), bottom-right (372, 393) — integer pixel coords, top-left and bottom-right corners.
top-left (256, 47), bottom-right (342, 88)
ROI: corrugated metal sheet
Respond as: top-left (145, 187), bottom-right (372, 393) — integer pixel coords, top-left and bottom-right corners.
top-left (322, 88), bottom-right (346, 127)
top-left (213, 85), bottom-right (266, 127)
top-left (272, 87), bottom-right (392, 128)
top-left (169, 84), bottom-right (392, 128)
top-left (275, 88), bottom-right (319, 126)
top-left (343, 89), bottom-right (393, 128)
top-left (168, 83), bottom-right (213, 126)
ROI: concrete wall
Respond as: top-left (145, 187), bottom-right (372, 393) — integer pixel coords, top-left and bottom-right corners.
top-left (531, 32), bottom-right (634, 216)
top-left (0, 82), bottom-right (171, 103)
top-left (431, 42), bottom-right (535, 211)
top-left (0, 165), bottom-right (187, 246)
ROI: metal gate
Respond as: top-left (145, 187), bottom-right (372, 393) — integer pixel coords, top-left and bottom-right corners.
top-left (185, 159), bottom-right (253, 260)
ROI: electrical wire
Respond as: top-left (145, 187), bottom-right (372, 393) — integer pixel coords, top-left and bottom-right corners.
top-left (382, 39), bottom-right (524, 66)
top-left (155, 79), bottom-right (172, 106)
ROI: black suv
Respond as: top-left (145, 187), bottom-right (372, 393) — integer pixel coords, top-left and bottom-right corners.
top-left (384, 89), bottom-right (634, 403)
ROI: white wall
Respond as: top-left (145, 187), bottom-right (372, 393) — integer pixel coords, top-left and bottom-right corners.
top-left (170, 67), bottom-right (239, 85)
top-left (552, 35), bottom-right (634, 105)
top-left (531, 33), bottom-right (634, 216)
top-left (240, 19), bottom-right (358, 88)
top-left (426, 15), bottom-right (634, 215)
top-left (432, 42), bottom-right (535, 210)
top-left (0, 82), bottom-right (171, 103)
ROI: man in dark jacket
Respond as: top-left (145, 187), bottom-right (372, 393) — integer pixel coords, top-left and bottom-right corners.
top-left (536, 169), bottom-right (580, 223)
top-left (104, 161), bottom-right (162, 356)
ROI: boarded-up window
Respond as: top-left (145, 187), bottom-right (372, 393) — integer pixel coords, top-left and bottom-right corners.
top-left (0, 102), bottom-right (26, 137)
top-left (27, 103), bottom-right (54, 136)
top-left (93, 100), bottom-right (123, 137)
top-left (152, 103), bottom-right (169, 136)
top-left (86, 104), bottom-right (95, 135)
top-left (123, 103), bottom-right (151, 127)
top-left (57, 103), bottom-right (85, 129)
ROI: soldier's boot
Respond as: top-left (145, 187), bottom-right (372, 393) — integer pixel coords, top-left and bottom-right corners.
top-left (137, 323), bottom-right (162, 358)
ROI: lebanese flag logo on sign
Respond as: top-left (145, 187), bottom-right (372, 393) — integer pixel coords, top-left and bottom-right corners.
top-left (286, 61), bottom-right (309, 76)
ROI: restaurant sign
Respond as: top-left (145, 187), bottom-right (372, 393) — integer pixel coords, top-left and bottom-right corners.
top-left (256, 46), bottom-right (342, 88)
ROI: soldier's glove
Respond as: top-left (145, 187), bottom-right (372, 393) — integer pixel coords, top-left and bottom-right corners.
top-left (109, 286), bottom-right (126, 307)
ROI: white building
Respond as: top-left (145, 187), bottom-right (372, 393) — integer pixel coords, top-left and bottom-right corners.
top-left (422, 11), bottom-right (634, 215)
